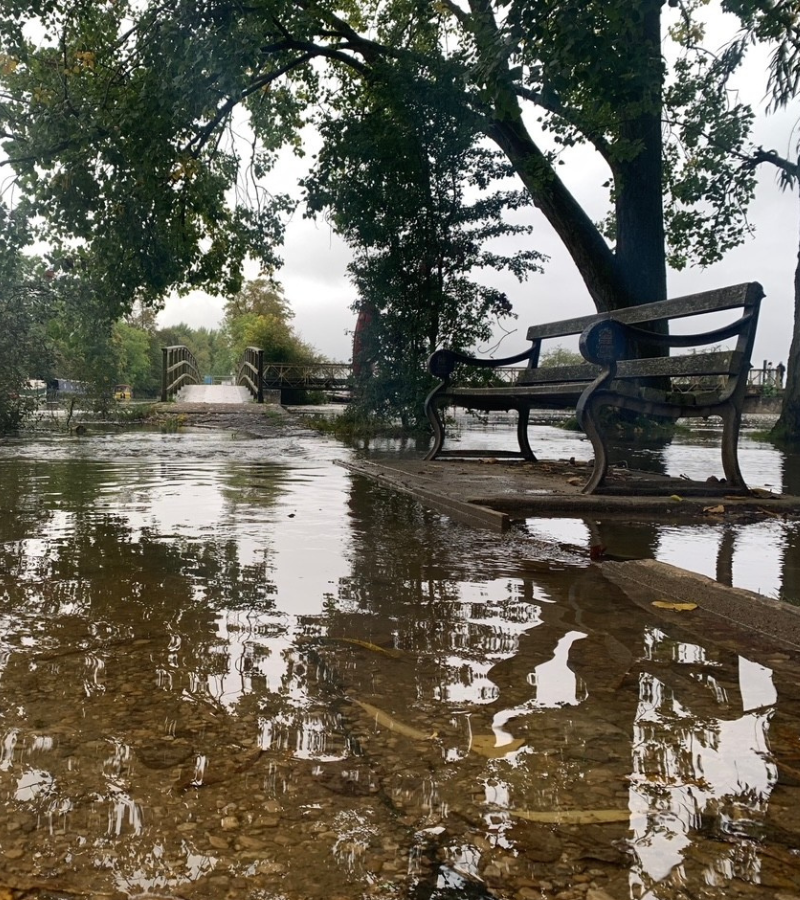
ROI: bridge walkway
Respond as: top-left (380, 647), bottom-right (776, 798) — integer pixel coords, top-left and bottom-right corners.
top-left (177, 384), bottom-right (252, 404)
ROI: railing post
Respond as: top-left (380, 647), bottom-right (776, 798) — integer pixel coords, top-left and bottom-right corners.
top-left (161, 348), bottom-right (168, 402)
top-left (257, 349), bottom-right (264, 404)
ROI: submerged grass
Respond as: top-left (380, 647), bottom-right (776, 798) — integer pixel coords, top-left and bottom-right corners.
top-left (304, 411), bottom-right (423, 442)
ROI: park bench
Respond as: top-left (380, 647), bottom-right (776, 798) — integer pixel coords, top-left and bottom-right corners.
top-left (424, 282), bottom-right (765, 494)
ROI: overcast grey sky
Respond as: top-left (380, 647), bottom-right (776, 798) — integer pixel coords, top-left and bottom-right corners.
top-left (157, 19), bottom-right (800, 367)
top-left (158, 118), bottom-right (800, 366)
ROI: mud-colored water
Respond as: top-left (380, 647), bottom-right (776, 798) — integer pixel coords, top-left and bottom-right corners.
top-left (1, 421), bottom-right (799, 900)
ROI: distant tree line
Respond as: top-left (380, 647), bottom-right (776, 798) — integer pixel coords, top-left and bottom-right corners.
top-left (0, 271), bottom-right (317, 430)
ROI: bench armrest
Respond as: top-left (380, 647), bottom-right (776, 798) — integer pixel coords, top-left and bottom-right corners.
top-left (578, 320), bottom-right (626, 371)
top-left (580, 313), bottom-right (755, 361)
top-left (579, 311), bottom-right (757, 371)
top-left (428, 345), bottom-right (539, 380)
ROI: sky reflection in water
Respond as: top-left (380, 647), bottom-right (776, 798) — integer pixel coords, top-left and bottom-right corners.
top-left (0, 424), bottom-right (797, 900)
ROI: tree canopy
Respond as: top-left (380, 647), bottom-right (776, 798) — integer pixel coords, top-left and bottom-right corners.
top-left (304, 68), bottom-right (543, 427)
top-left (0, 0), bottom-right (761, 325)
top-left (222, 277), bottom-right (317, 365)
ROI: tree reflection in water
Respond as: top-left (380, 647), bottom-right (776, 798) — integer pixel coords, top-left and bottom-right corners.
top-left (0, 438), bottom-right (798, 900)
top-left (630, 630), bottom-right (778, 896)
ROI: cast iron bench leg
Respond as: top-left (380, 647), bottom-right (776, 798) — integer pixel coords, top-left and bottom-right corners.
top-left (720, 403), bottom-right (746, 489)
top-left (424, 387), bottom-right (447, 460)
top-left (516, 406), bottom-right (538, 461)
top-left (577, 396), bottom-right (609, 494)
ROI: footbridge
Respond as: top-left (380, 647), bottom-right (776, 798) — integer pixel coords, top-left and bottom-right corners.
top-left (161, 345), bottom-right (353, 405)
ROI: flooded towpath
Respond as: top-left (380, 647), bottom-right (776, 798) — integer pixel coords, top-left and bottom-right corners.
top-left (1, 418), bottom-right (800, 900)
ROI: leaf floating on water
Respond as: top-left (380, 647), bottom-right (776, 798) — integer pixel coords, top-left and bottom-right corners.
top-left (336, 638), bottom-right (404, 659)
top-left (353, 699), bottom-right (436, 741)
top-left (651, 601), bottom-right (698, 611)
top-left (510, 808), bottom-right (630, 825)
top-left (470, 735), bottom-right (525, 758)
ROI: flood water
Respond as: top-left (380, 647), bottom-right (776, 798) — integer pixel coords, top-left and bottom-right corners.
top-left (1, 417), bottom-right (800, 900)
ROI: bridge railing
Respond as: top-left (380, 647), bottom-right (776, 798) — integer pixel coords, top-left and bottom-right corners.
top-left (238, 347), bottom-right (264, 403)
top-left (161, 345), bottom-right (201, 402)
top-left (262, 363), bottom-right (352, 389)
top-left (222, 356), bottom-right (787, 399)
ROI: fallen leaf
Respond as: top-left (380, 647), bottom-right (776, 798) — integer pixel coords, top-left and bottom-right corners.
top-left (352, 699), bottom-right (436, 741)
top-left (703, 505), bottom-right (725, 515)
top-left (510, 808), bottom-right (630, 825)
top-left (669, 494), bottom-right (683, 502)
top-left (651, 601), bottom-right (698, 611)
top-left (470, 735), bottom-right (525, 758)
top-left (336, 638), bottom-right (403, 659)
top-left (567, 476), bottom-right (582, 486)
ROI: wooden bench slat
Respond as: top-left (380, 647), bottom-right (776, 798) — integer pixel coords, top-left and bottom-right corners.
top-left (615, 350), bottom-right (744, 379)
top-left (517, 363), bottom-right (598, 384)
top-left (525, 282), bottom-right (762, 342)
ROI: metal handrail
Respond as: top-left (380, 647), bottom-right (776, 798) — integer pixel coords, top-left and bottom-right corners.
top-left (237, 346), bottom-right (264, 403)
top-left (261, 363), bottom-right (352, 389)
top-left (161, 345), bottom-right (201, 402)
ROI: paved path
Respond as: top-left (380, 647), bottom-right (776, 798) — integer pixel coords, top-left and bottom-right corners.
top-left (177, 384), bottom-right (252, 404)
top-left (338, 457), bottom-right (797, 532)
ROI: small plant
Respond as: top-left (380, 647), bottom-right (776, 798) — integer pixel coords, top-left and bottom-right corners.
top-left (120, 403), bottom-right (158, 422)
top-left (159, 415), bottom-right (183, 433)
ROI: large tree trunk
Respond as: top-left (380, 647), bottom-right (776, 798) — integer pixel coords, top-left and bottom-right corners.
top-left (770, 213), bottom-right (800, 442)
top-left (613, 0), bottom-right (666, 310)
top-left (485, 1), bottom-right (666, 318)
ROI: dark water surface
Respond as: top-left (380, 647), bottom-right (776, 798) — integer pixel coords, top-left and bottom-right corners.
top-left (1, 422), bottom-right (800, 900)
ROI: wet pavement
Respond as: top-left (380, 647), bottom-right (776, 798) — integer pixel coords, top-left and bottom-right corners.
top-left (339, 457), bottom-right (798, 532)
top-left (0, 418), bottom-right (799, 900)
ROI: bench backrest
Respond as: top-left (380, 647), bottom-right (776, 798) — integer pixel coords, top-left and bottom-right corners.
top-left (524, 282), bottom-right (763, 343)
top-left (518, 282), bottom-right (763, 389)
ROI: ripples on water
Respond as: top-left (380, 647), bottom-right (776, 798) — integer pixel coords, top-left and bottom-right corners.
top-left (0, 420), bottom-right (799, 900)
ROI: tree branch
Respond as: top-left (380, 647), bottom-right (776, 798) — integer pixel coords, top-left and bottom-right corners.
top-left (745, 145), bottom-right (800, 182)
top-left (514, 84), bottom-right (614, 164)
top-left (183, 52), bottom-right (317, 157)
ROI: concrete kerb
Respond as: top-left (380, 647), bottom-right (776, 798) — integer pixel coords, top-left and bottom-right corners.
top-left (600, 558), bottom-right (800, 657)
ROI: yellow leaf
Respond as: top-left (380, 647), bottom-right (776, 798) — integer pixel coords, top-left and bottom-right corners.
top-left (703, 504), bottom-right (725, 514)
top-left (669, 494), bottom-right (683, 502)
top-left (651, 601), bottom-right (698, 611)
top-left (471, 735), bottom-right (525, 758)
top-left (510, 808), bottom-right (630, 825)
top-left (352, 699), bottom-right (435, 741)
top-left (0, 53), bottom-right (18, 75)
